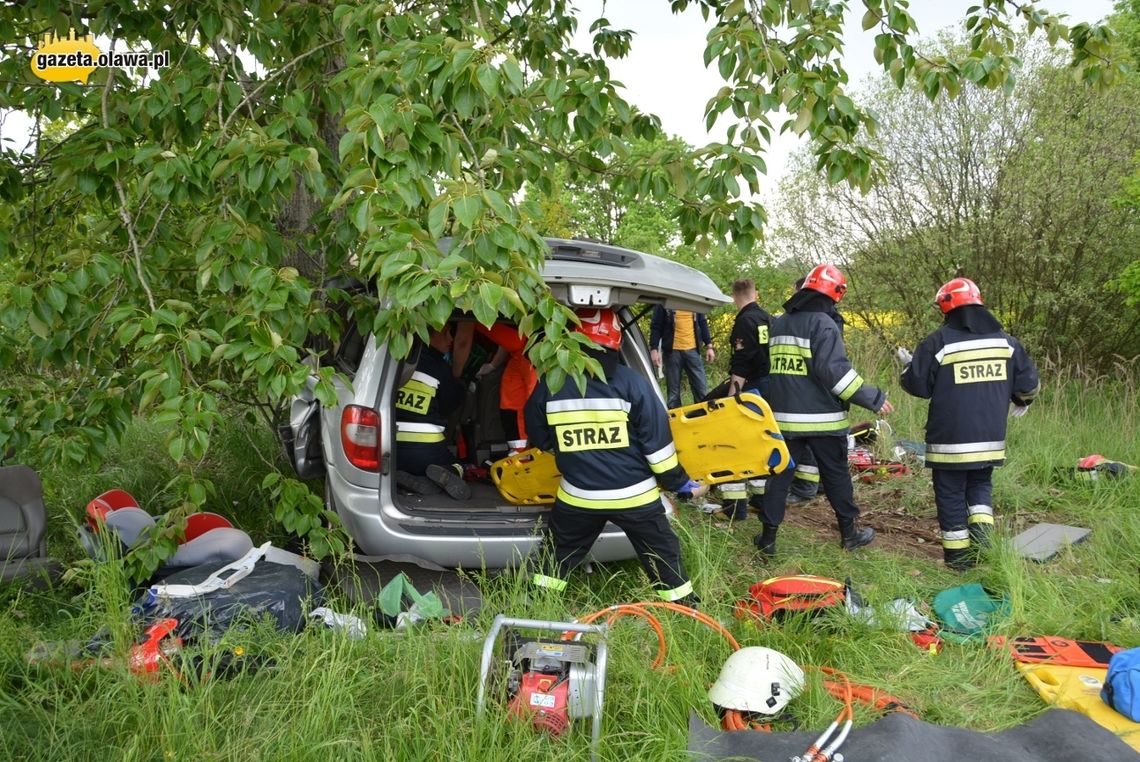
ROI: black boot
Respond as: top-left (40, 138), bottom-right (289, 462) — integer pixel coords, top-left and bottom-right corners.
top-left (426, 464), bottom-right (472, 500)
top-left (838, 518), bottom-right (874, 551)
top-left (944, 546), bottom-right (976, 571)
top-left (753, 523), bottom-right (779, 558)
top-left (676, 593), bottom-right (701, 611)
top-left (968, 522), bottom-right (992, 549)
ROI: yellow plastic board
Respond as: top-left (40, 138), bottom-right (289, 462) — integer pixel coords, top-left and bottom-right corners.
top-left (668, 392), bottom-right (791, 485)
top-left (490, 449), bottom-right (561, 505)
top-left (491, 393), bottom-right (790, 505)
top-left (1017, 662), bottom-right (1140, 751)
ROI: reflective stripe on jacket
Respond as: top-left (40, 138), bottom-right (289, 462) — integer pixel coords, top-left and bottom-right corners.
top-left (524, 365), bottom-right (690, 510)
top-left (901, 327), bottom-right (1039, 470)
top-left (766, 311), bottom-right (885, 437)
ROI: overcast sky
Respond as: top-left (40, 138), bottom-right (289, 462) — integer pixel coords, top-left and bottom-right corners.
top-left (572, 0), bottom-right (1117, 197)
top-left (2, 0), bottom-right (1118, 190)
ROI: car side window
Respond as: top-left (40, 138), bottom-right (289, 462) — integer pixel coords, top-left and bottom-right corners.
top-left (334, 323), bottom-right (365, 374)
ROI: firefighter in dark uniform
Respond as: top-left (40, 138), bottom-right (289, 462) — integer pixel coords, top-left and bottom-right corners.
top-left (706, 278), bottom-right (771, 521)
top-left (899, 278), bottom-right (1039, 570)
top-left (525, 308), bottom-right (707, 604)
top-left (754, 264), bottom-right (892, 557)
top-left (394, 324), bottom-right (471, 500)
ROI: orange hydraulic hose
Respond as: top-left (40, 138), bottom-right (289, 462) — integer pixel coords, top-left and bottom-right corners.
top-left (566, 600), bottom-right (901, 743)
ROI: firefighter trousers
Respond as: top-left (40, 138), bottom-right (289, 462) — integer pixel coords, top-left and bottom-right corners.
top-left (759, 436), bottom-right (860, 526)
top-left (532, 501), bottom-right (693, 602)
top-left (931, 467), bottom-right (994, 567)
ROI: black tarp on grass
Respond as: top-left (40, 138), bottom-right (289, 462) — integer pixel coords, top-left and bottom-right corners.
top-left (688, 708), bottom-right (1139, 761)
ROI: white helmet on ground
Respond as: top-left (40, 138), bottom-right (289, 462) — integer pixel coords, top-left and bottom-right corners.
top-left (708, 646), bottom-right (806, 714)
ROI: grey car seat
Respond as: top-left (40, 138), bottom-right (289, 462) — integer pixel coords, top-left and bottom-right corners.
top-left (0, 465), bottom-right (60, 584)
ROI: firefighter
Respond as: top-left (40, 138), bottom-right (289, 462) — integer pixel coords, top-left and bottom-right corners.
top-left (706, 278), bottom-right (771, 522)
top-left (525, 308), bottom-right (707, 604)
top-left (754, 264), bottom-right (892, 557)
top-left (898, 278), bottom-right (1039, 570)
top-left (393, 324), bottom-right (472, 500)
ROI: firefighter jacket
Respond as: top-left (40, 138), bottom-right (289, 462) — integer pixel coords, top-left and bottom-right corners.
top-left (524, 364), bottom-right (691, 511)
top-left (901, 324), bottom-right (1039, 470)
top-left (394, 346), bottom-right (463, 445)
top-left (767, 310), bottom-right (886, 438)
top-left (729, 301), bottom-right (771, 386)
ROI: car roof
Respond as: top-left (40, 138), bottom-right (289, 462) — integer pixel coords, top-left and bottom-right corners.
top-left (440, 237), bottom-right (731, 312)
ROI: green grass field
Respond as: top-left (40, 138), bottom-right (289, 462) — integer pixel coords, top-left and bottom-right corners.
top-left (2, 357), bottom-right (1139, 761)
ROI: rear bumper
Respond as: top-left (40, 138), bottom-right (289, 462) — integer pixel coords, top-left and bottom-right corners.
top-left (326, 467), bottom-right (636, 569)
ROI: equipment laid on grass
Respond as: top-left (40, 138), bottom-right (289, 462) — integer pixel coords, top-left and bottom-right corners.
top-left (734, 575), bottom-right (846, 622)
top-left (848, 447), bottom-right (911, 483)
top-left (1104, 648), bottom-right (1140, 723)
top-left (1011, 522), bottom-right (1091, 562)
top-left (708, 647), bottom-right (805, 716)
top-left (1070, 454), bottom-right (1136, 482)
top-left (0, 464), bottom-right (60, 585)
top-left (932, 583), bottom-right (1008, 642)
top-left (1017, 661), bottom-right (1140, 751)
top-left (491, 392), bottom-right (791, 504)
top-left (989, 635), bottom-right (1122, 668)
top-left (477, 616), bottom-right (608, 760)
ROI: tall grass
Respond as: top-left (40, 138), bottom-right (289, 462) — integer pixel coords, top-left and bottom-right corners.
top-left (2, 358), bottom-right (1139, 760)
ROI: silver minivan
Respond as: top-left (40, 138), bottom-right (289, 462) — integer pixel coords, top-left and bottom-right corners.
top-left (282, 238), bottom-right (729, 569)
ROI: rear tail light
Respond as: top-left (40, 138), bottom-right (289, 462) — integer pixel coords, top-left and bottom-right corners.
top-left (341, 405), bottom-right (380, 471)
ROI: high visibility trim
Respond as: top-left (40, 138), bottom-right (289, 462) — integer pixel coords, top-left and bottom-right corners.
top-left (794, 465), bottom-right (821, 483)
top-left (396, 422), bottom-right (446, 433)
top-left (719, 482), bottom-right (747, 500)
top-left (940, 348), bottom-right (1013, 365)
top-left (770, 344), bottom-right (812, 359)
top-left (770, 335), bottom-right (812, 349)
top-left (967, 504), bottom-right (993, 517)
top-left (831, 368), bottom-right (859, 396)
top-left (941, 529), bottom-right (970, 549)
top-left (409, 371), bottom-right (441, 389)
top-left (1014, 383), bottom-right (1040, 401)
top-left (557, 476), bottom-right (660, 510)
top-left (532, 574), bottom-right (567, 592)
top-left (395, 431), bottom-right (446, 443)
top-left (646, 439), bottom-right (679, 474)
top-left (926, 450), bottom-right (1005, 464)
top-left (928, 440), bottom-right (1006, 454)
top-left (968, 513), bottom-right (995, 526)
top-left (775, 410), bottom-right (849, 432)
top-left (546, 409), bottom-right (629, 425)
top-left (657, 580), bottom-right (694, 602)
top-left (747, 479), bottom-right (767, 489)
top-left (557, 485), bottom-right (661, 510)
top-left (546, 398), bottom-right (632, 414)
top-left (935, 338), bottom-right (1012, 364)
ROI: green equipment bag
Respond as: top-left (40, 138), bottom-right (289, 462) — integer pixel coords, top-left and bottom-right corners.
top-left (374, 572), bottom-right (449, 628)
top-left (932, 583), bottom-right (1009, 643)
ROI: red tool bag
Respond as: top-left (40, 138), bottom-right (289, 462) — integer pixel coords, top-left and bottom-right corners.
top-left (735, 575), bottom-right (846, 621)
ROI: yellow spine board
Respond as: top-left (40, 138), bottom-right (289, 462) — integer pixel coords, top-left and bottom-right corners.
top-left (668, 392), bottom-right (791, 485)
top-left (490, 393), bottom-right (791, 504)
top-left (490, 448), bottom-right (561, 505)
top-left (1016, 662), bottom-right (1140, 751)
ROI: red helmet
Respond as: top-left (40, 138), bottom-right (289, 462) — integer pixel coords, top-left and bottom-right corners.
top-left (802, 264), bottom-right (848, 303)
top-left (935, 278), bottom-right (982, 314)
top-left (574, 308), bottom-right (622, 350)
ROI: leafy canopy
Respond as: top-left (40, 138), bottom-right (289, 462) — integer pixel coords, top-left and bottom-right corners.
top-left (0, 1), bottom-right (1122, 562)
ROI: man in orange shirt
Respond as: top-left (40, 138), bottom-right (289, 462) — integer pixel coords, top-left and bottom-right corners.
top-left (649, 306), bottom-right (715, 408)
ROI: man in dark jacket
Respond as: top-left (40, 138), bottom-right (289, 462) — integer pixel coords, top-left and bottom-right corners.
top-left (706, 278), bottom-right (771, 521)
top-left (526, 308), bottom-right (706, 604)
top-left (650, 305), bottom-right (715, 408)
top-left (754, 264), bottom-right (893, 557)
top-left (394, 324), bottom-right (471, 500)
top-left (899, 277), bottom-right (1039, 570)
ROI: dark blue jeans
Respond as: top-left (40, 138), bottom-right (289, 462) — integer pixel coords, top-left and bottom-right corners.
top-left (664, 349), bottom-right (707, 408)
